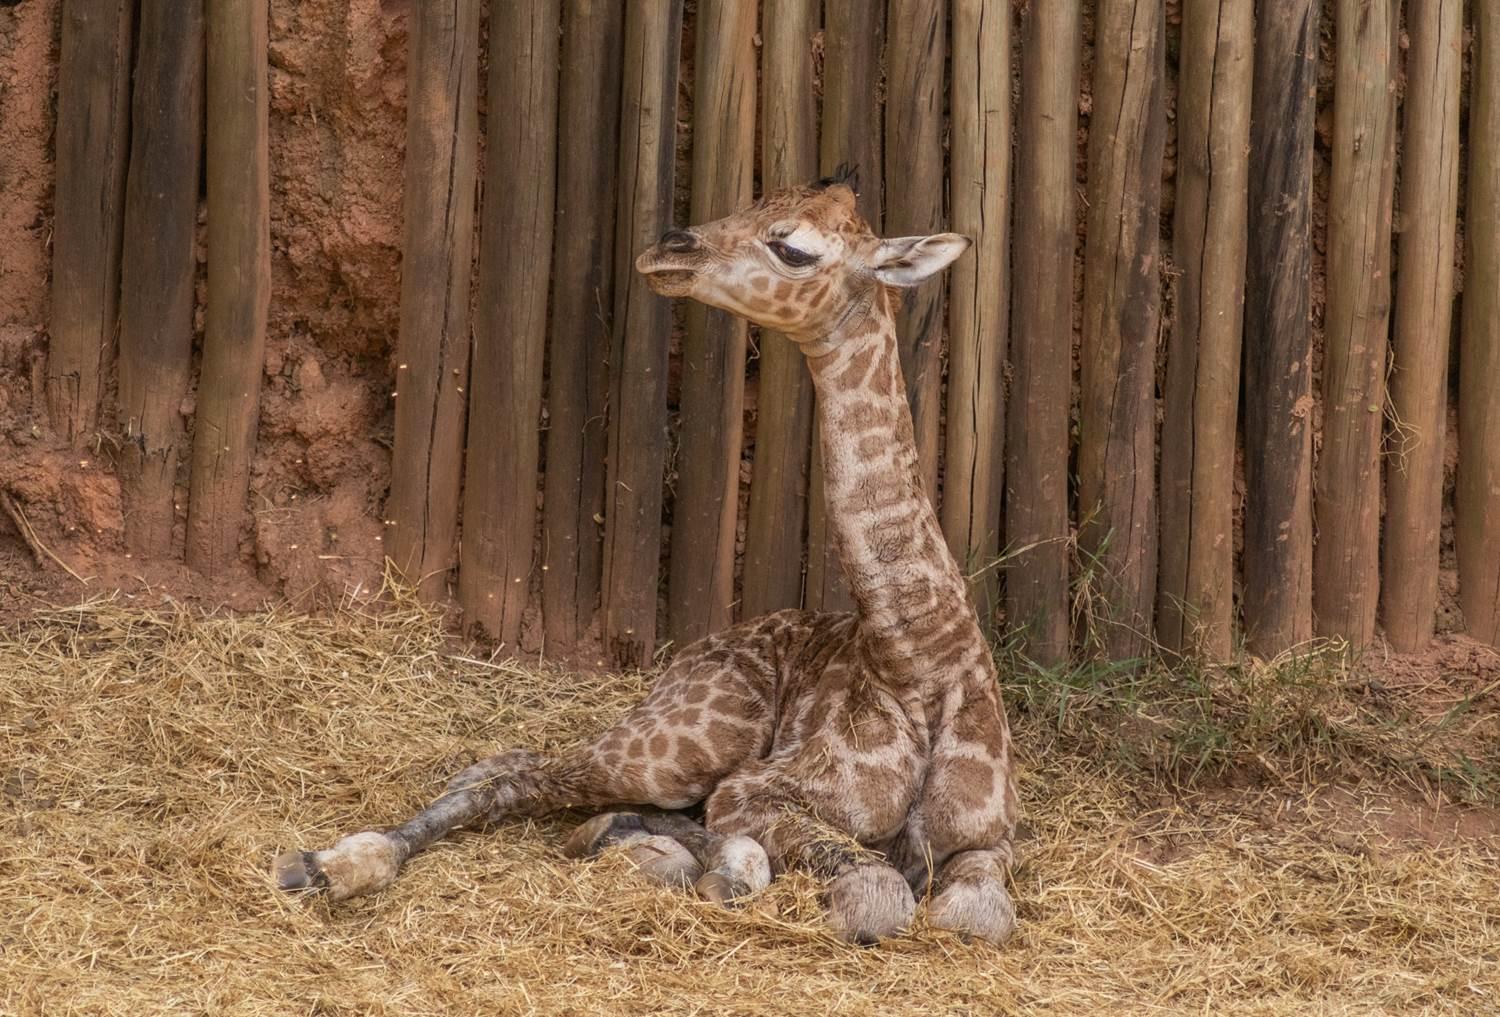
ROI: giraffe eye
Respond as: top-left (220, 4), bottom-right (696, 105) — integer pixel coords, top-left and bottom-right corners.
top-left (768, 239), bottom-right (819, 267)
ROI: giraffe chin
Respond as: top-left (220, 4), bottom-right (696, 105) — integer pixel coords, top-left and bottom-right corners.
top-left (641, 268), bottom-right (697, 297)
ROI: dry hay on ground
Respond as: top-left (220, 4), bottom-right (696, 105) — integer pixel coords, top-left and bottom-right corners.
top-left (2, 599), bottom-right (1497, 1016)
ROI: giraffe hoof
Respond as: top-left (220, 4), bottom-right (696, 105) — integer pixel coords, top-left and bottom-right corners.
top-left (928, 877), bottom-right (1017, 946)
top-left (695, 835), bottom-right (771, 905)
top-left (562, 812), bottom-right (647, 859)
top-left (272, 832), bottom-right (400, 902)
top-left (694, 871), bottom-right (743, 905)
top-left (273, 850), bottom-right (327, 892)
top-left (623, 834), bottom-right (703, 888)
top-left (825, 864), bottom-right (916, 945)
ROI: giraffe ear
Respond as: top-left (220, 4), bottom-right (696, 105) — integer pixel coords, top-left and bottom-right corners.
top-left (869, 233), bottom-right (971, 287)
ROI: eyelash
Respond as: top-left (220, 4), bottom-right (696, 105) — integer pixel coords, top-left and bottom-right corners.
top-left (768, 239), bottom-right (819, 267)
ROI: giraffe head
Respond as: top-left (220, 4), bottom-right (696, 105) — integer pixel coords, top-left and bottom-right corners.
top-left (635, 166), bottom-right (970, 343)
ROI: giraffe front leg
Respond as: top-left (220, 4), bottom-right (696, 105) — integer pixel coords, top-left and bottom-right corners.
top-left (707, 777), bottom-right (914, 943)
top-left (925, 847), bottom-right (1016, 946)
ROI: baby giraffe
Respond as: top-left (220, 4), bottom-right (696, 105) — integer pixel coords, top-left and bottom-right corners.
top-left (275, 168), bottom-right (1019, 945)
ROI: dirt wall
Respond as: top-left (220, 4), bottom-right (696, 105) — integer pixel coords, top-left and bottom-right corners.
top-left (0, 0), bottom-right (408, 608)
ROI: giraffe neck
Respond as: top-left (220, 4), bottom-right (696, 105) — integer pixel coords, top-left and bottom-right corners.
top-left (805, 288), bottom-right (987, 679)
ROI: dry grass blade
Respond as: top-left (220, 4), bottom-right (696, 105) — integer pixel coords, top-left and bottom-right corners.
top-left (2, 600), bottom-right (1497, 1015)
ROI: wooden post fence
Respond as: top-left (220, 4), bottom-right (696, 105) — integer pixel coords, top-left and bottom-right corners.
top-left (458, 0), bottom-right (559, 644)
top-left (1382, 0), bottom-right (1462, 653)
top-left (1158, 0), bottom-right (1252, 660)
top-left (602, 0), bottom-right (683, 668)
top-left (118, 0), bottom-right (203, 558)
top-left (47, 0), bottom-right (134, 445)
top-left (383, 0), bottom-right (480, 600)
top-left (1006, 0), bottom-right (1080, 667)
top-left (740, 0), bottom-right (818, 620)
top-left (806, 0), bottom-right (884, 616)
top-left (943, 0), bottom-right (1009, 628)
top-left (1315, 0), bottom-right (1397, 651)
top-left (541, 0), bottom-right (623, 652)
top-left (186, 0), bottom-right (270, 576)
top-left (1078, 0), bottom-right (1167, 664)
top-left (1460, 3), bottom-right (1500, 646)
top-left (1243, 0), bottom-right (1317, 658)
top-left (886, 0), bottom-right (948, 499)
top-left (668, 0), bottom-right (757, 643)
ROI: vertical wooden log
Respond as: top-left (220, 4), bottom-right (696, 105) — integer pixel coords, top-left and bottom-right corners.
top-left (1078, 0), bottom-right (1166, 663)
top-left (1315, 0), bottom-right (1397, 649)
top-left (382, 0), bottom-right (480, 599)
top-left (1158, 0), bottom-right (1252, 660)
top-left (186, 0), bottom-right (270, 575)
top-left (668, 0), bottom-right (756, 642)
top-left (458, 0), bottom-right (559, 643)
top-left (1382, 0), bottom-right (1462, 652)
top-left (1460, 3), bottom-right (1500, 645)
top-left (807, 0), bottom-right (884, 614)
top-left (542, 0), bottom-right (624, 651)
top-left (601, 0), bottom-right (682, 668)
top-left (886, 0), bottom-right (947, 498)
top-left (1006, 0), bottom-right (1079, 667)
top-left (1243, 0), bottom-right (1317, 658)
top-left (741, 0), bottom-right (818, 619)
top-left (47, 0), bottom-right (133, 444)
top-left (1008, 0), bottom-right (1080, 669)
top-left (118, 0), bottom-right (204, 558)
top-left (943, 0), bottom-right (1009, 626)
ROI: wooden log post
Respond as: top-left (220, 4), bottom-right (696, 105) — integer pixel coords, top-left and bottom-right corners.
top-left (1078, 0), bottom-right (1167, 664)
top-left (1243, 0), bottom-right (1317, 658)
top-left (1382, 0), bottom-right (1462, 653)
top-left (807, 0), bottom-right (884, 615)
top-left (1315, 0), bottom-right (1397, 650)
top-left (186, 0), bottom-right (270, 575)
top-left (382, 0), bottom-right (480, 599)
top-left (1006, 0), bottom-right (1079, 667)
top-left (943, 0), bottom-right (1009, 628)
top-left (541, 0), bottom-right (624, 651)
top-left (118, 0), bottom-right (203, 558)
top-left (886, 0), bottom-right (947, 499)
top-left (668, 0), bottom-right (756, 642)
top-left (1460, 2), bottom-right (1500, 645)
top-left (458, 0), bottom-right (559, 644)
top-left (740, 0), bottom-right (818, 619)
top-left (601, 0), bottom-right (682, 668)
top-left (47, 0), bottom-right (134, 445)
top-left (1158, 0), bottom-right (1253, 660)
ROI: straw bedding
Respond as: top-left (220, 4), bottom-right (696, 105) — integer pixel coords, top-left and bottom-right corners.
top-left (2, 599), bottom-right (1497, 1016)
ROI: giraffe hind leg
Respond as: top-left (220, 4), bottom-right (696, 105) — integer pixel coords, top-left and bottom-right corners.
top-left (275, 748), bottom-right (592, 901)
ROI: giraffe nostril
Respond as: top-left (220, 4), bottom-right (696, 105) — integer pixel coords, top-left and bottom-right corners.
top-left (660, 229), bottom-right (699, 253)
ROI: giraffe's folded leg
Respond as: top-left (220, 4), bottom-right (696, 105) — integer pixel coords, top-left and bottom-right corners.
top-left (562, 811), bottom-right (702, 888)
top-left (925, 847), bottom-right (1016, 946)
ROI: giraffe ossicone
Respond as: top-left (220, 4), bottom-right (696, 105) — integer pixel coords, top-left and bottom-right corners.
top-left (273, 175), bottom-right (1019, 946)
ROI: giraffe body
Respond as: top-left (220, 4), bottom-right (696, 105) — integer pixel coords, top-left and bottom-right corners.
top-left (276, 172), bottom-right (1018, 945)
